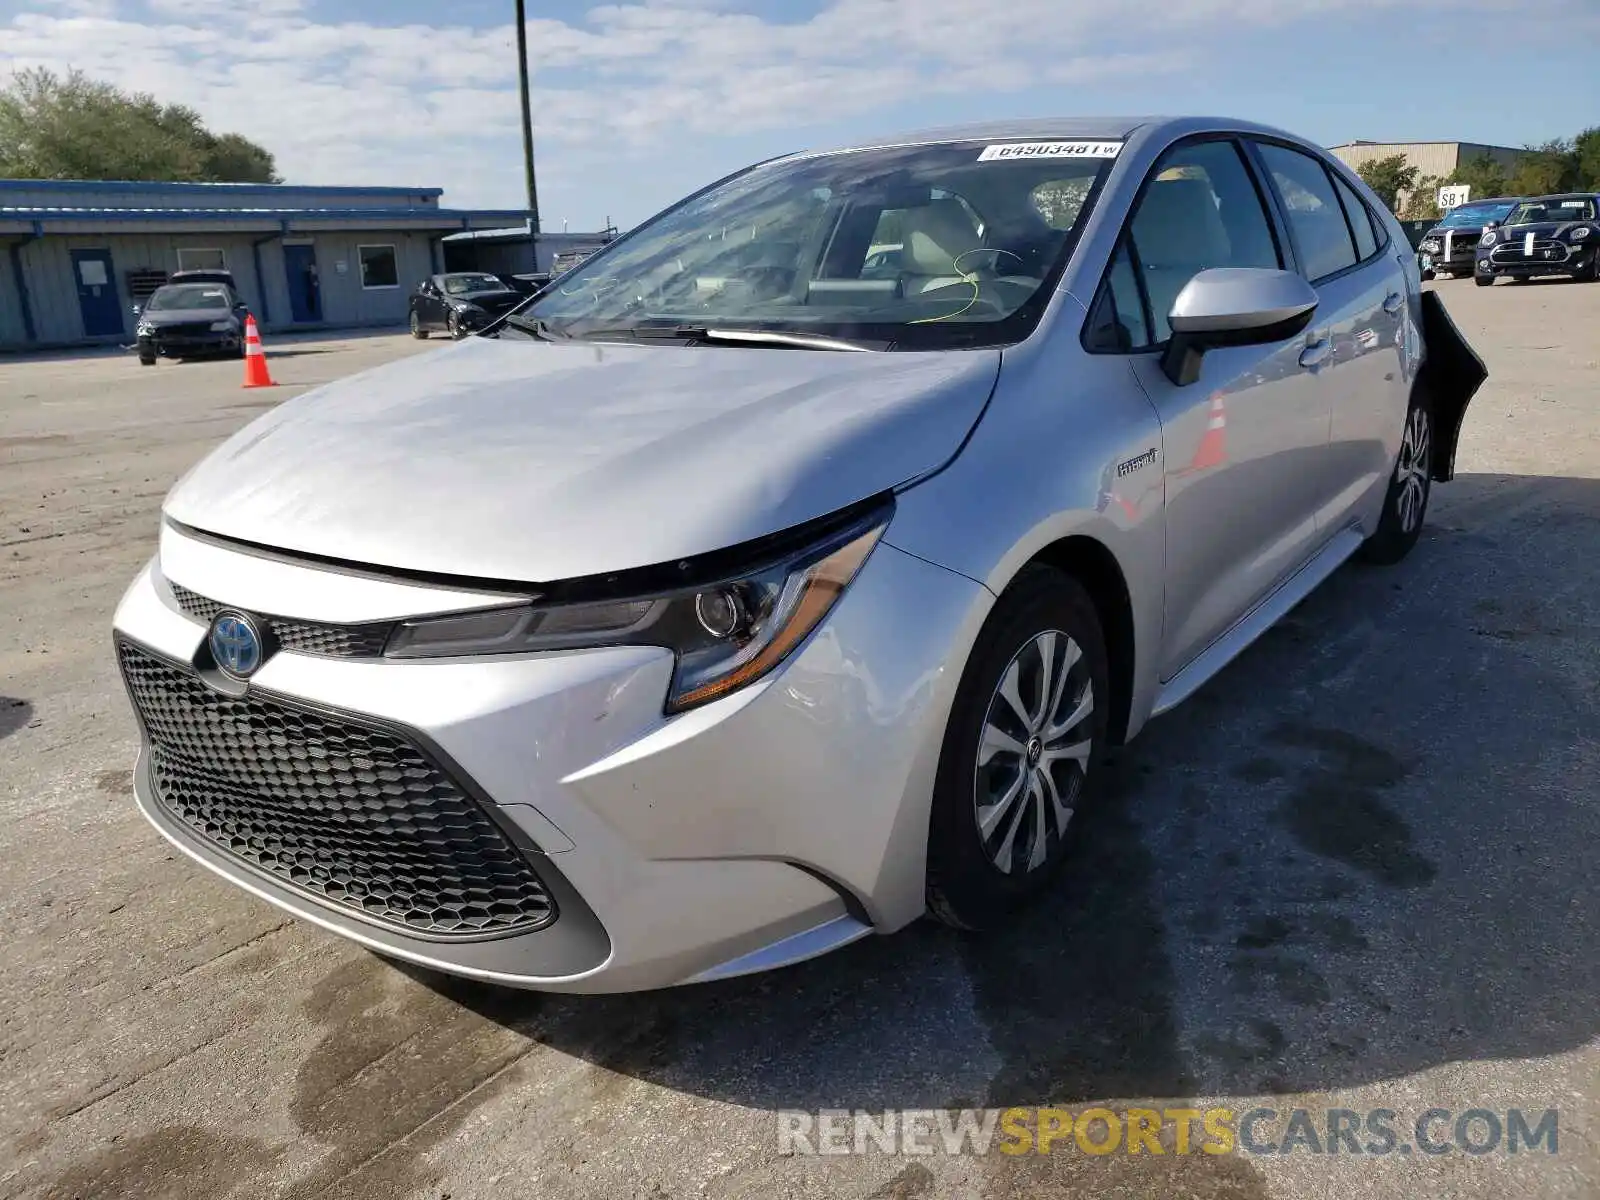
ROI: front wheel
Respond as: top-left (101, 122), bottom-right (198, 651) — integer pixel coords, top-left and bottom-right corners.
top-left (1475, 273), bottom-right (1494, 287)
top-left (1357, 391), bottom-right (1432, 566)
top-left (138, 354), bottom-right (156, 366)
top-left (1578, 253), bottom-right (1600, 282)
top-left (409, 310), bottom-right (428, 339)
top-left (926, 566), bottom-right (1109, 931)
top-left (447, 312), bottom-right (466, 340)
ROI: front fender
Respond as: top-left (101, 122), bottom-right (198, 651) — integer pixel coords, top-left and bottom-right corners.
top-left (1419, 291), bottom-right (1489, 482)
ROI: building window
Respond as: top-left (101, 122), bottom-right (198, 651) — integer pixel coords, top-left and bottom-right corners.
top-left (176, 248), bottom-right (226, 272)
top-left (358, 244), bottom-right (399, 289)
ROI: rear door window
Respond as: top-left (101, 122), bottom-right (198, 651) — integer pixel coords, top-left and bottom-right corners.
top-left (1254, 143), bottom-right (1359, 281)
top-left (1332, 175), bottom-right (1379, 261)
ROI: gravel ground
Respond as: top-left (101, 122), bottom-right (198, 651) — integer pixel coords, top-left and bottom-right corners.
top-left (1, 287), bottom-right (1596, 1200)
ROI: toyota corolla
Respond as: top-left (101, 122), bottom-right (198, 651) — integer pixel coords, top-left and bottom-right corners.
top-left (112, 116), bottom-right (1486, 993)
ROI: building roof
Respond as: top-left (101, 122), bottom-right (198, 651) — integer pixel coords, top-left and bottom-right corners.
top-left (0, 204), bottom-right (529, 235)
top-left (1330, 139), bottom-right (1525, 152)
top-left (0, 178), bottom-right (444, 198)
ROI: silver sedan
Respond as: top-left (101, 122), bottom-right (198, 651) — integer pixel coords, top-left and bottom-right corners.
top-left (111, 115), bottom-right (1485, 992)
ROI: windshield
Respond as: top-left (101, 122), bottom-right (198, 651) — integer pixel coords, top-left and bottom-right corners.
top-left (516, 139), bottom-right (1117, 349)
top-left (1507, 197), bottom-right (1596, 224)
top-left (145, 284), bottom-right (232, 311)
top-left (1437, 202), bottom-right (1516, 229)
top-left (442, 273), bottom-right (508, 295)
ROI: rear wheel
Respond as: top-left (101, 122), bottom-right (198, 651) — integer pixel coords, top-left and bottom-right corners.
top-left (927, 567), bottom-right (1109, 931)
top-left (409, 310), bottom-right (428, 339)
top-left (1357, 390), bottom-right (1432, 566)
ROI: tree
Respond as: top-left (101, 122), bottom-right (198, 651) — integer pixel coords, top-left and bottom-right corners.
top-left (1574, 126), bottom-right (1600, 191)
top-left (1401, 175), bottom-right (1442, 221)
top-left (1356, 154), bottom-right (1418, 212)
top-left (0, 68), bottom-right (279, 183)
top-left (1444, 152), bottom-right (1509, 201)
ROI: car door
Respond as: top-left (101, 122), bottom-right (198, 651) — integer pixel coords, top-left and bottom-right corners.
top-left (1098, 137), bottom-right (1335, 682)
top-left (1249, 141), bottom-right (1410, 534)
top-left (414, 279), bottom-right (439, 327)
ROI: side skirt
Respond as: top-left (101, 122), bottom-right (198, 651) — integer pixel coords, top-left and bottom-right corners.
top-left (1150, 525), bottom-right (1365, 718)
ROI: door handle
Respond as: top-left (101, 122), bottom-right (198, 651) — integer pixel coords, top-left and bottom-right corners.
top-left (1382, 291), bottom-right (1404, 315)
top-left (1298, 337), bottom-right (1332, 369)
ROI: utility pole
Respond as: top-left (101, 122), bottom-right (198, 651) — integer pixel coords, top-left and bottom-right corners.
top-left (513, 0), bottom-right (540, 238)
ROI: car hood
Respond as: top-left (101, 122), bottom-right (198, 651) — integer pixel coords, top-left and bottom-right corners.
top-left (141, 307), bottom-right (234, 326)
top-left (449, 290), bottom-right (521, 310)
top-left (164, 335), bottom-right (1001, 583)
top-left (1492, 221), bottom-right (1591, 241)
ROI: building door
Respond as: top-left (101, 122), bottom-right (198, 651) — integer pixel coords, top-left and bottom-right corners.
top-left (71, 248), bottom-right (123, 338)
top-left (284, 244), bottom-right (322, 323)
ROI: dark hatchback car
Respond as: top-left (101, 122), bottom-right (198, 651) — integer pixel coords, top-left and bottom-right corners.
top-left (1474, 193), bottom-right (1600, 285)
top-left (408, 272), bottom-right (526, 339)
top-left (1416, 196), bottom-right (1521, 280)
top-left (134, 281), bottom-right (251, 365)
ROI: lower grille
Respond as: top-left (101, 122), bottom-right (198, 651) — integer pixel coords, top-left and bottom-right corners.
top-left (169, 582), bottom-right (393, 658)
top-left (118, 640), bottom-right (556, 938)
top-left (1491, 240), bottom-right (1568, 264)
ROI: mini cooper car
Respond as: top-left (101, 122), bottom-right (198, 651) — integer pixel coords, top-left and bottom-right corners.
top-left (1474, 193), bottom-right (1600, 285)
top-left (133, 281), bottom-right (251, 365)
top-left (1416, 196), bottom-right (1521, 280)
top-left (113, 117), bottom-right (1485, 993)
top-left (408, 272), bottom-right (526, 339)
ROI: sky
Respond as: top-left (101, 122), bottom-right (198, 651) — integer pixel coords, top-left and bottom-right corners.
top-left (2, 0), bottom-right (1597, 230)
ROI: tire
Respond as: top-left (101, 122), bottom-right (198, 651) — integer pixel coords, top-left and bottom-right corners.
top-left (926, 566), bottom-right (1110, 931)
top-left (1580, 254), bottom-right (1600, 282)
top-left (447, 312), bottom-right (466, 340)
top-left (1356, 389), bottom-right (1432, 566)
top-left (1474, 274), bottom-right (1494, 287)
top-left (409, 310), bottom-right (428, 339)
top-left (138, 354), bottom-right (156, 366)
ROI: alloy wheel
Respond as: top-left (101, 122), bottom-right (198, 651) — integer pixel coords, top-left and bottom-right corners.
top-left (973, 629), bottom-right (1094, 876)
top-left (1395, 404), bottom-right (1431, 534)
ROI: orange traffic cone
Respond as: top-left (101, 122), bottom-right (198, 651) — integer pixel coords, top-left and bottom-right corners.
top-left (242, 315), bottom-right (276, 389)
top-left (1187, 391), bottom-right (1227, 472)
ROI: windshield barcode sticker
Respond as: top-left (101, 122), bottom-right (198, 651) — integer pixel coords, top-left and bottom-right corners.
top-left (978, 141), bottom-right (1123, 161)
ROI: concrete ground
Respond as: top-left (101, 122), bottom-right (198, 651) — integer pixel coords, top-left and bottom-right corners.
top-left (1, 287), bottom-right (1596, 1200)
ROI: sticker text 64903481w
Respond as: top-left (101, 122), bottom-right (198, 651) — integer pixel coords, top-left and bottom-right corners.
top-left (978, 141), bottom-right (1124, 162)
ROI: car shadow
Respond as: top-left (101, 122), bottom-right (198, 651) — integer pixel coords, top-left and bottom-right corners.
top-left (0, 696), bottom-right (31, 741)
top-left (405, 470), bottom-right (1598, 1113)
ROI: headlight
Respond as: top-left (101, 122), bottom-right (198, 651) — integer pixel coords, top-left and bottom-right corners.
top-left (1571, 227), bottom-right (1591, 240)
top-left (1480, 231), bottom-right (1497, 247)
top-left (384, 508), bottom-right (891, 713)
top-left (1420, 240), bottom-right (1440, 253)
top-left (137, 322), bottom-right (155, 335)
top-left (209, 320), bottom-right (237, 332)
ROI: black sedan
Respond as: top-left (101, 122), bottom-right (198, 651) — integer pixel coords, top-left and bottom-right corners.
top-left (1474, 193), bottom-right (1600, 285)
top-left (134, 282), bottom-right (251, 365)
top-left (408, 273), bottom-right (526, 339)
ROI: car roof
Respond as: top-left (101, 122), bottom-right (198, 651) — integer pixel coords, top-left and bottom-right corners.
top-left (796, 115), bottom-right (1312, 156)
top-left (1520, 192), bottom-right (1599, 202)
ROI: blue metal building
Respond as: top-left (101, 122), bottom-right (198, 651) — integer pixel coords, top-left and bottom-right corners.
top-left (0, 178), bottom-right (528, 349)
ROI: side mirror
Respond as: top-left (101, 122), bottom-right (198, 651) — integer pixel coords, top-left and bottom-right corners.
top-left (1161, 268), bottom-right (1319, 386)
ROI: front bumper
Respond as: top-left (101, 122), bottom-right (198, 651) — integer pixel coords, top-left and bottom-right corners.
top-left (111, 521), bottom-right (991, 992)
top-left (1477, 243), bottom-right (1594, 277)
top-left (138, 331), bottom-right (241, 357)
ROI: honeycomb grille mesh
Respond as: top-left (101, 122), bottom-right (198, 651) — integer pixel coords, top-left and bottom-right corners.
top-left (119, 641), bottom-right (556, 938)
top-left (169, 582), bottom-right (394, 658)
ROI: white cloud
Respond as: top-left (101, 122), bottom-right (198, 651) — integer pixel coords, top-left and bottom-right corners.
top-left (2, 0), bottom-right (1593, 215)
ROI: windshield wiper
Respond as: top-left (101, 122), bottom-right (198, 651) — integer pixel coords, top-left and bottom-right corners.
top-left (564, 324), bottom-right (888, 351)
top-left (501, 314), bottom-right (569, 341)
